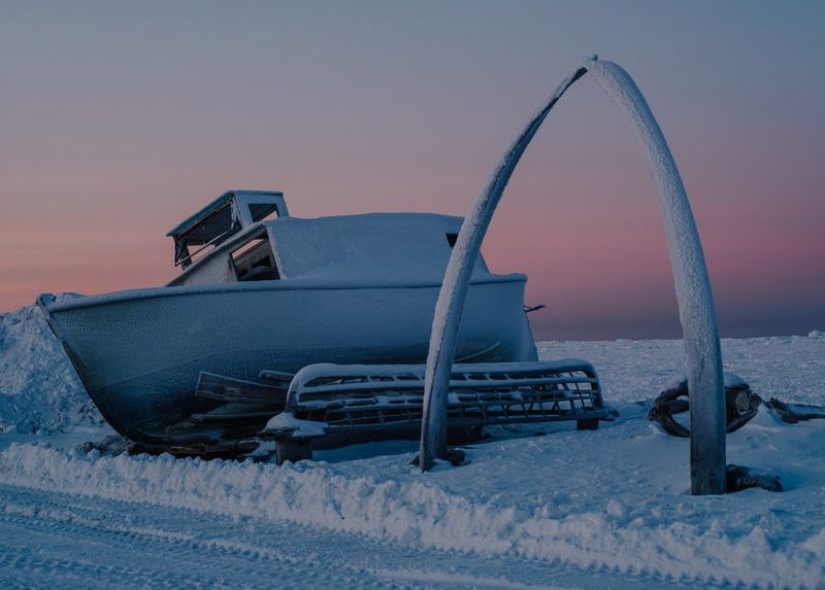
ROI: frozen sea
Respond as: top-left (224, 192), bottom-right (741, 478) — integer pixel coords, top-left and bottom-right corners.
top-left (1, 305), bottom-right (824, 589)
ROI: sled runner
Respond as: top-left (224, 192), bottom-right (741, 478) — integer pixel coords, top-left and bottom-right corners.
top-left (256, 360), bottom-right (618, 464)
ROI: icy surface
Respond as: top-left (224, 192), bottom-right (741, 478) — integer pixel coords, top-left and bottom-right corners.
top-left (0, 303), bottom-right (100, 434)
top-left (1, 306), bottom-right (824, 588)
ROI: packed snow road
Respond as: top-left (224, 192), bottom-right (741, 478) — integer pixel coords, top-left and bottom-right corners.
top-left (0, 482), bottom-right (684, 590)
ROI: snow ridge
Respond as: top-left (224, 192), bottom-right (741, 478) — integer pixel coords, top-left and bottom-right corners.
top-left (0, 304), bottom-right (99, 434)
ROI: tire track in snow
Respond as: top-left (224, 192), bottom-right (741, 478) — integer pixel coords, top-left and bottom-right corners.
top-left (0, 485), bottom-right (319, 589)
top-left (0, 483), bottom-right (690, 589)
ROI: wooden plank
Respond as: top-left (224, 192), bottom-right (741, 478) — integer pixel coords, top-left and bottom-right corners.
top-left (190, 408), bottom-right (280, 423)
top-left (257, 370), bottom-right (296, 386)
top-left (276, 439), bottom-right (314, 465)
top-left (196, 372), bottom-right (287, 406)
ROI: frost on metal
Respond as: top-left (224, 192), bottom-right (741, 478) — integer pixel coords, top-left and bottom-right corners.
top-left (420, 56), bottom-right (726, 495)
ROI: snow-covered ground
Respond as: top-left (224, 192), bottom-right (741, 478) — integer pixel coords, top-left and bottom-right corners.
top-left (2, 305), bottom-right (824, 589)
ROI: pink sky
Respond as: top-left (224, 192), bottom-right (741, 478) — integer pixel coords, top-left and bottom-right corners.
top-left (2, 2), bottom-right (823, 340)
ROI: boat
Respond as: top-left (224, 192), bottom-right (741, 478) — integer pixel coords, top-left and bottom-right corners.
top-left (38, 190), bottom-right (539, 452)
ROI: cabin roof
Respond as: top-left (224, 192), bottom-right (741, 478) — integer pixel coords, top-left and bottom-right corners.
top-left (268, 212), bottom-right (488, 280)
top-left (166, 190), bottom-right (286, 238)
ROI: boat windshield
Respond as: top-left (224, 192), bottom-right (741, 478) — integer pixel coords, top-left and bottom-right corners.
top-left (231, 231), bottom-right (280, 281)
top-left (171, 192), bottom-right (287, 269)
top-left (173, 201), bottom-right (240, 268)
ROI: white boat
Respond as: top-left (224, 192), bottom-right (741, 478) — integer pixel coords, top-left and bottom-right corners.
top-left (39, 190), bottom-right (538, 450)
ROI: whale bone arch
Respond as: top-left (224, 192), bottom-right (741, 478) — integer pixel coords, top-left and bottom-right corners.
top-left (419, 55), bottom-right (726, 495)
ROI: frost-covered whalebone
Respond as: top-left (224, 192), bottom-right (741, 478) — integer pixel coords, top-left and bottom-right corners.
top-left (419, 56), bottom-right (725, 495)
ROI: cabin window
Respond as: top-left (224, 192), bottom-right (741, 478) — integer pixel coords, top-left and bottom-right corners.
top-left (174, 202), bottom-right (240, 268)
top-left (248, 203), bottom-right (279, 223)
top-left (230, 235), bottom-right (280, 281)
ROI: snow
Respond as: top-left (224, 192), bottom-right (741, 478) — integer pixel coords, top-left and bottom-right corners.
top-left (268, 213), bottom-right (486, 281)
top-left (1, 305), bottom-right (824, 588)
top-left (264, 411), bottom-right (327, 438)
top-left (0, 302), bottom-right (101, 435)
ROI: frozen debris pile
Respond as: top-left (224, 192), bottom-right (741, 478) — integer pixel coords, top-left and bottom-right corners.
top-left (0, 302), bottom-right (101, 434)
top-left (649, 370), bottom-right (825, 436)
top-left (648, 372), bottom-right (761, 437)
top-left (765, 398), bottom-right (825, 423)
top-left (726, 464), bottom-right (783, 493)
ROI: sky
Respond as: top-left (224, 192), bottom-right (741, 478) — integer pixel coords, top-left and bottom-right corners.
top-left (2, 0), bottom-right (823, 340)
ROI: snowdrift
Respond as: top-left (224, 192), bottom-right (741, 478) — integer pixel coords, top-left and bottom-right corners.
top-left (0, 303), bottom-right (101, 434)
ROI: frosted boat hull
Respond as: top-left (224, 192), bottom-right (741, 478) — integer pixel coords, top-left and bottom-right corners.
top-left (38, 192), bottom-right (539, 450)
top-left (40, 276), bottom-right (536, 447)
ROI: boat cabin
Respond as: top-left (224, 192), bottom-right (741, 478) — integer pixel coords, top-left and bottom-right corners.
top-left (167, 190), bottom-right (488, 288)
top-left (167, 190), bottom-right (289, 269)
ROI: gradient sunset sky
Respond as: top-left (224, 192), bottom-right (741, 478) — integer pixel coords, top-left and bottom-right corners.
top-left (3, 1), bottom-right (823, 340)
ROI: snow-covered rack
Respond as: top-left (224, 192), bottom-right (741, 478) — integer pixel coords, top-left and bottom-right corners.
top-left (196, 360), bottom-right (618, 464)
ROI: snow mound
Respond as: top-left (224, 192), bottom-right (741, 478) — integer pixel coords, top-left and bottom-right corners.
top-left (0, 303), bottom-right (100, 434)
